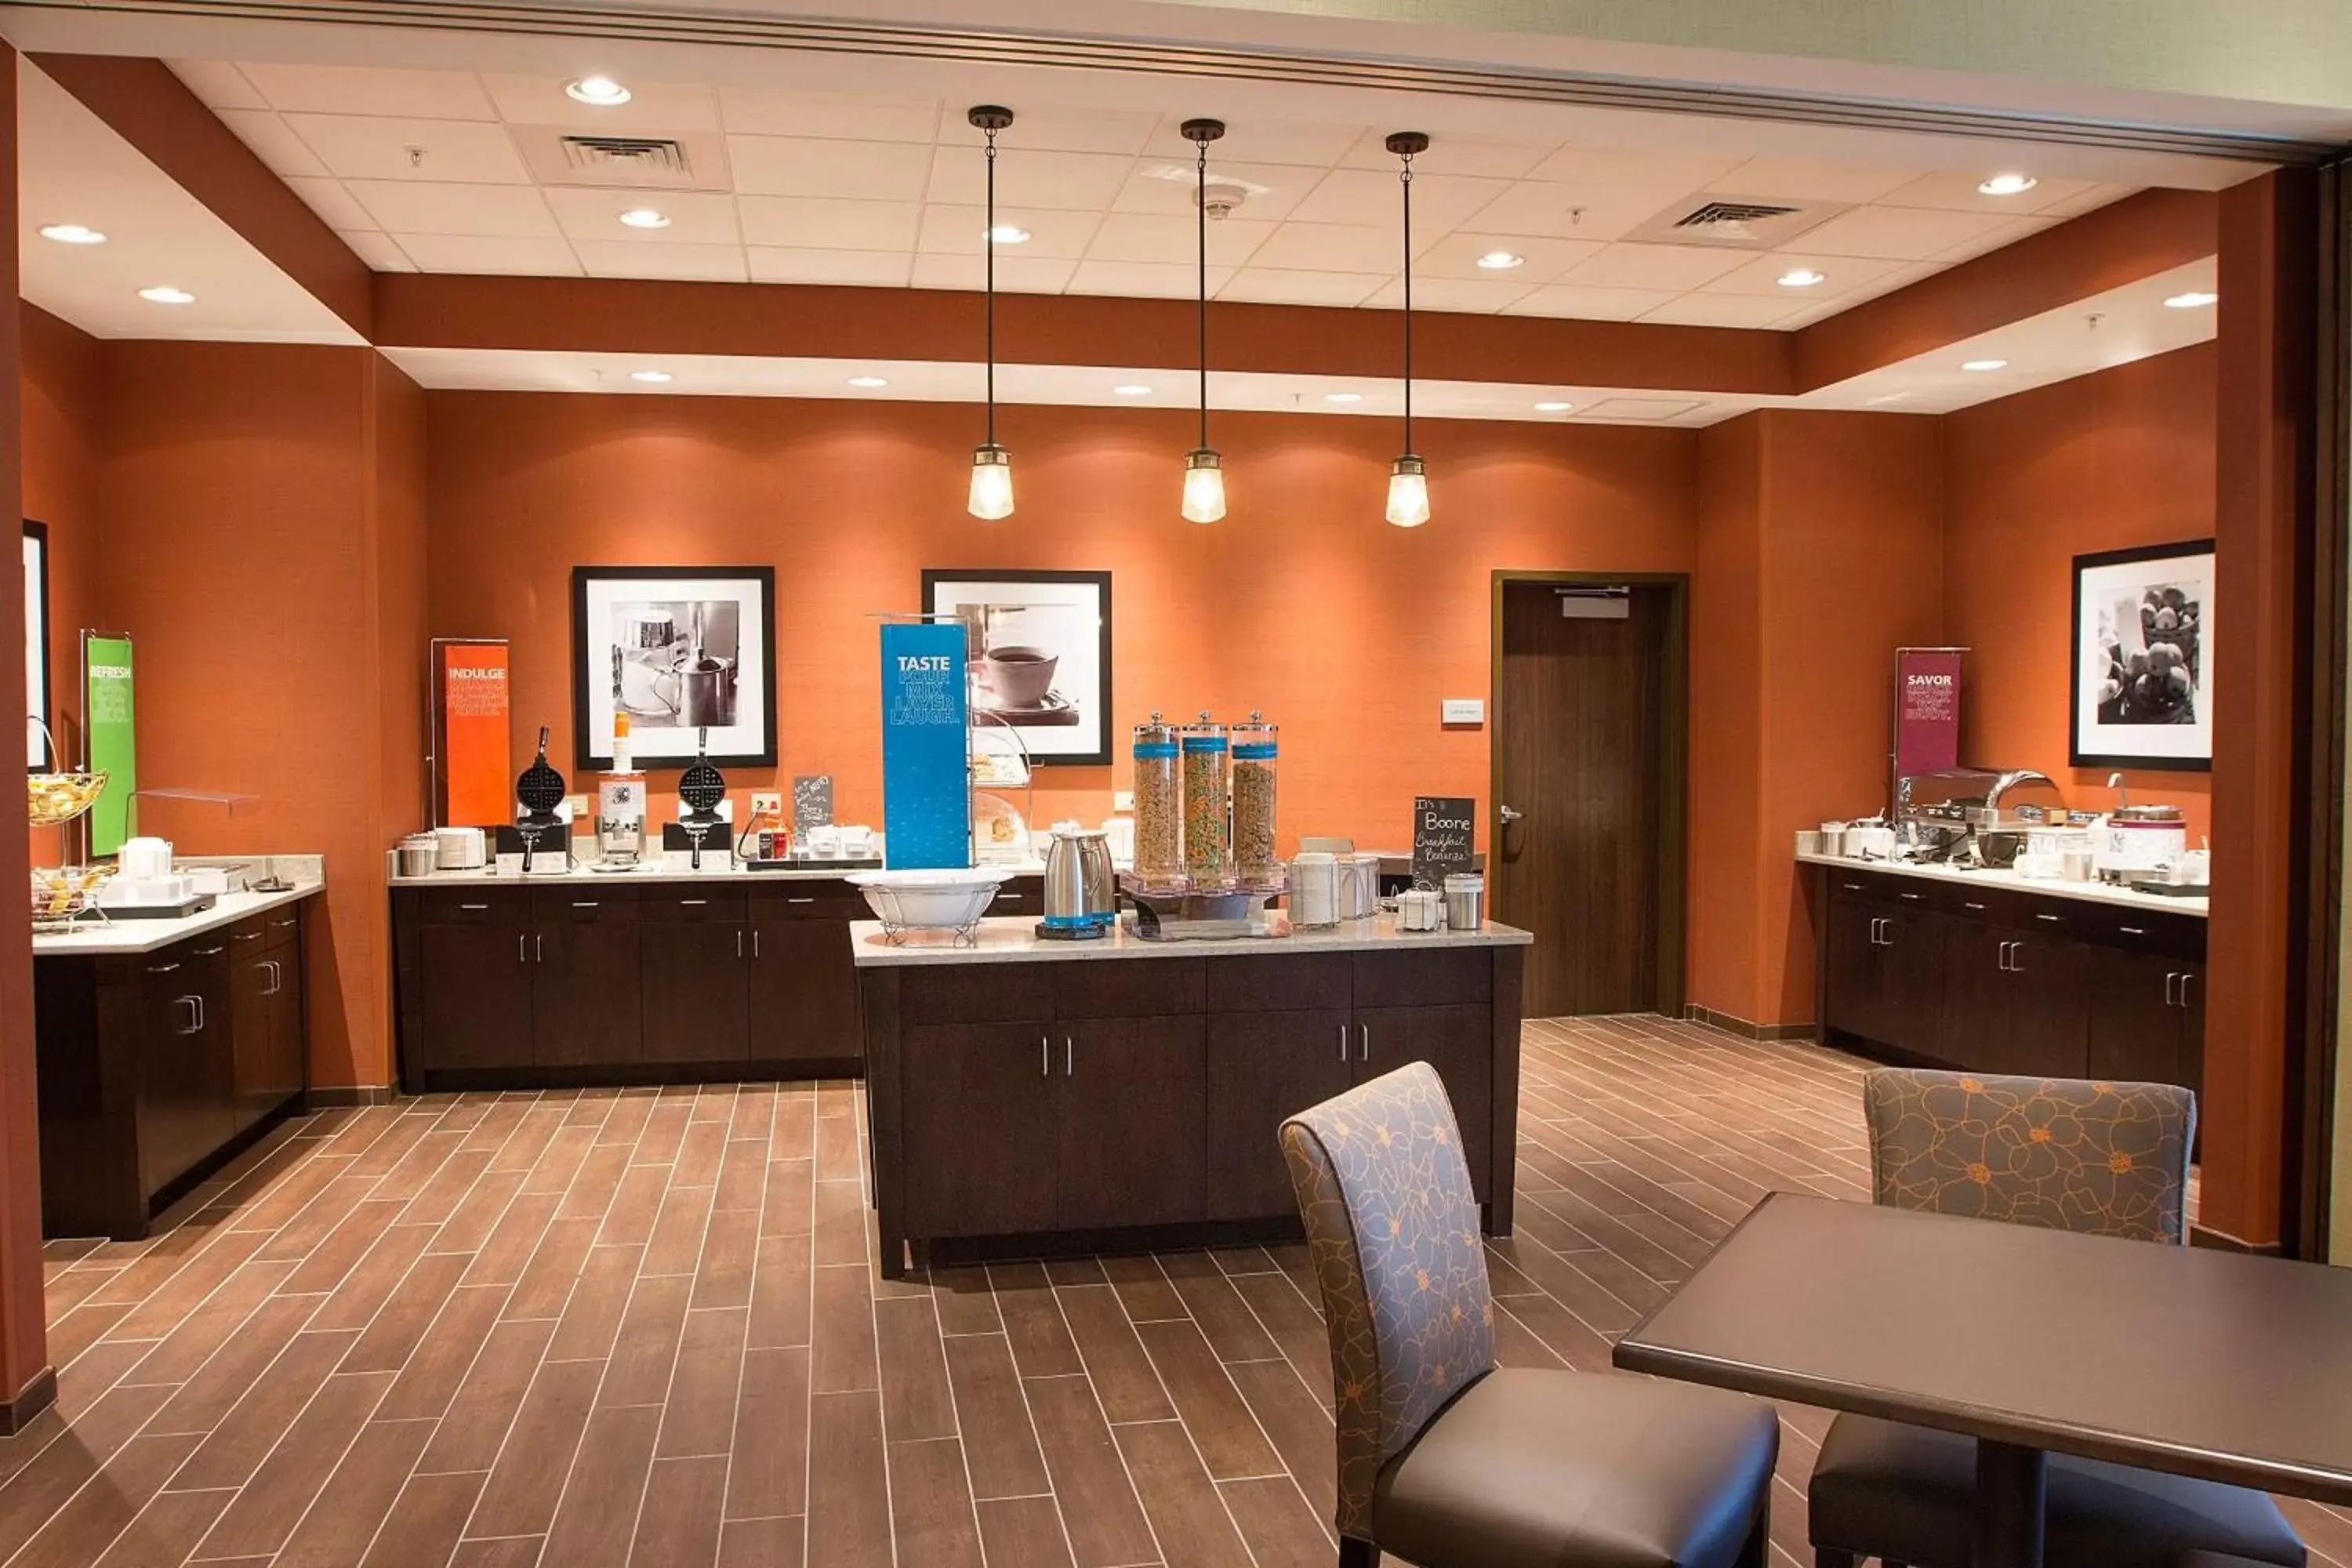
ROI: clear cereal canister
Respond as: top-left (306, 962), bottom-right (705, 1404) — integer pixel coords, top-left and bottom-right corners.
top-left (1181, 712), bottom-right (1233, 890)
top-left (1131, 713), bottom-right (1184, 887)
top-left (1230, 711), bottom-right (1279, 886)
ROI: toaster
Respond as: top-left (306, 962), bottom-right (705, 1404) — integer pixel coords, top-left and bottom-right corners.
top-left (434, 826), bottom-right (488, 870)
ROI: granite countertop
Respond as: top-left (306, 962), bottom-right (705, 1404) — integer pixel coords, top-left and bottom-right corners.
top-left (389, 851), bottom-right (1058, 887)
top-left (31, 880), bottom-right (325, 956)
top-left (1795, 851), bottom-right (2208, 918)
top-left (850, 913), bottom-right (1534, 967)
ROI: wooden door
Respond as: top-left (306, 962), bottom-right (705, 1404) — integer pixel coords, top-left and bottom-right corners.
top-left (1937, 920), bottom-right (2015, 1073)
top-left (230, 953), bottom-right (276, 1133)
top-left (2085, 947), bottom-right (2185, 1088)
top-left (1493, 579), bottom-right (1675, 1018)
top-left (2005, 933), bottom-right (2090, 1080)
top-left (261, 945), bottom-right (306, 1112)
top-left (901, 1021), bottom-right (1058, 1236)
top-left (533, 918), bottom-right (644, 1068)
top-left (749, 919), bottom-right (862, 1065)
top-left (419, 923), bottom-right (534, 1072)
top-left (1824, 900), bottom-right (1888, 1047)
top-left (1880, 906), bottom-right (1948, 1064)
top-left (1356, 1004), bottom-right (1494, 1200)
top-left (136, 946), bottom-right (234, 1196)
top-left (1203, 1008), bottom-right (1353, 1220)
top-left (641, 924), bottom-right (750, 1065)
top-left (1057, 1016), bottom-right (1207, 1230)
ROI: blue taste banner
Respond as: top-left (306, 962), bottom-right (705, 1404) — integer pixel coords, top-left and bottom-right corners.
top-left (880, 622), bottom-right (970, 869)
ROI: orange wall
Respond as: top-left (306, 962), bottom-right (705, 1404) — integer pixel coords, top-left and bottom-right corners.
top-left (20, 304), bottom-right (100, 870)
top-left (1690, 416), bottom-right (1766, 1025)
top-left (1944, 343), bottom-right (2218, 841)
top-left (425, 393), bottom-right (1700, 854)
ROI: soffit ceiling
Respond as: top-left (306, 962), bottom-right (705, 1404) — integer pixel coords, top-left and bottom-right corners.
top-left (165, 58), bottom-right (2138, 332)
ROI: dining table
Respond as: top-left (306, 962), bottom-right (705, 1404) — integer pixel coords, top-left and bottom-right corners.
top-left (1612, 1190), bottom-right (2352, 1568)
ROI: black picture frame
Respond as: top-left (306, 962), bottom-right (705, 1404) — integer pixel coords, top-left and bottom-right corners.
top-left (24, 520), bottom-right (48, 771)
top-left (2069, 538), bottom-right (2215, 772)
top-left (921, 568), bottom-right (1114, 767)
top-left (571, 565), bottom-right (778, 769)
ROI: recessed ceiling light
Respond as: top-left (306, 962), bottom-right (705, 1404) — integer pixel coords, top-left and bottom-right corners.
top-left (566, 75), bottom-right (631, 106)
top-left (1978, 172), bottom-right (2038, 197)
top-left (39, 223), bottom-right (106, 245)
top-left (617, 208), bottom-right (670, 230)
top-left (1533, 401), bottom-right (1574, 412)
top-left (847, 376), bottom-right (888, 388)
top-left (985, 224), bottom-right (1031, 245)
top-left (2165, 290), bottom-right (2220, 309)
top-left (1960, 358), bottom-right (2009, 372)
top-left (1475, 251), bottom-right (1525, 270)
top-left (1777, 268), bottom-right (1828, 289)
top-left (137, 286), bottom-right (195, 305)
top-left (1112, 384), bottom-right (1153, 396)
top-left (629, 369), bottom-right (673, 383)
top-left (1324, 392), bottom-right (1364, 404)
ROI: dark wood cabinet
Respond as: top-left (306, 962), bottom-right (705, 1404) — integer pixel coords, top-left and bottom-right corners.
top-left (1204, 1008), bottom-right (1353, 1221)
top-left (1356, 1003), bottom-right (1494, 1200)
top-left (2087, 947), bottom-right (2204, 1101)
top-left (417, 920), bottom-right (533, 1073)
top-left (1059, 1016), bottom-right (1207, 1230)
top-left (532, 907), bottom-right (642, 1069)
top-left (900, 1021), bottom-right (1059, 1238)
top-left (750, 917), bottom-right (862, 1065)
top-left (1824, 897), bottom-right (1889, 1046)
top-left (135, 942), bottom-right (235, 1200)
top-left (641, 921), bottom-right (750, 1065)
top-left (2005, 931), bottom-right (2089, 1079)
top-left (261, 927), bottom-right (307, 1115)
top-left (1937, 918), bottom-right (2013, 1070)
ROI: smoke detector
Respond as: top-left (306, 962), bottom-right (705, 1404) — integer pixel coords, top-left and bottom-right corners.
top-left (1195, 180), bottom-right (1251, 220)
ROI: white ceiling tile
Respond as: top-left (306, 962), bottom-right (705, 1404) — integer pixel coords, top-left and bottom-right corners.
top-left (347, 180), bottom-right (559, 238)
top-left (285, 115), bottom-right (532, 183)
top-left (738, 196), bottom-right (920, 251)
top-left (1461, 180), bottom-right (1679, 243)
top-left (168, 60), bottom-right (267, 111)
top-left (1875, 171), bottom-right (2103, 215)
top-left (574, 240), bottom-right (748, 281)
top-left (1359, 276), bottom-right (1534, 314)
top-left (1795, 205), bottom-right (2019, 261)
top-left (916, 205), bottom-right (1102, 260)
top-left (214, 109), bottom-right (332, 178)
top-left (1560, 242), bottom-right (1749, 290)
top-left (336, 230), bottom-right (416, 272)
top-left (1577, 396), bottom-right (1708, 422)
top-left (1218, 268), bottom-right (1385, 307)
top-left (942, 105), bottom-right (1159, 156)
top-left (1637, 293), bottom-right (1809, 328)
top-left (1503, 284), bottom-right (1682, 321)
top-left (1412, 233), bottom-right (1603, 285)
top-left (2033, 182), bottom-right (2136, 219)
top-left (1929, 214), bottom-right (2060, 263)
top-left (720, 89), bottom-right (939, 142)
top-left (479, 74), bottom-right (720, 132)
top-left (1067, 259), bottom-right (1236, 299)
top-left (728, 135), bottom-right (934, 200)
top-left (1287, 169), bottom-right (1508, 232)
top-left (1139, 118), bottom-right (1364, 168)
top-left (1522, 146), bottom-right (1743, 194)
top-left (1718, 156), bottom-right (1918, 204)
top-left (1109, 161), bottom-right (1315, 223)
top-left (238, 62), bottom-right (496, 120)
top-left (544, 187), bottom-right (741, 245)
top-left (747, 246), bottom-right (913, 286)
top-left (909, 253), bottom-right (1076, 293)
top-left (1335, 128), bottom-right (1555, 180)
top-left (391, 232), bottom-right (583, 275)
top-left (1084, 212), bottom-right (1272, 267)
top-left (1701, 251), bottom-right (1906, 296)
top-left (1247, 221), bottom-right (1403, 273)
top-left (285, 176), bottom-right (379, 232)
top-left (924, 146), bottom-right (1138, 210)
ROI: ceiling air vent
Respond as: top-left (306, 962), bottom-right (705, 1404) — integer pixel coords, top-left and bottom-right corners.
top-left (515, 125), bottom-right (732, 191)
top-left (561, 135), bottom-right (692, 178)
top-left (1625, 193), bottom-right (1848, 249)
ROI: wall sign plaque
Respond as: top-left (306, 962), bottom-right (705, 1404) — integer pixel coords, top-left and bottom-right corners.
top-left (1412, 795), bottom-right (1475, 891)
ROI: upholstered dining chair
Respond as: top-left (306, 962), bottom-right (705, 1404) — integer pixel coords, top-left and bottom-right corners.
top-left (1281, 1061), bottom-right (1781, 1568)
top-left (1809, 1069), bottom-right (2305, 1568)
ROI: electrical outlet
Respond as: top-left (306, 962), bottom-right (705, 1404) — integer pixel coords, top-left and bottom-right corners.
top-left (1113, 789), bottom-right (1134, 812)
top-left (563, 793), bottom-right (590, 821)
top-left (750, 791), bottom-right (783, 818)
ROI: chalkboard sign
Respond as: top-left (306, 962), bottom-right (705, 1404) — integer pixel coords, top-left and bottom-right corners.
top-left (1412, 796), bottom-right (1475, 891)
top-left (793, 775), bottom-right (833, 836)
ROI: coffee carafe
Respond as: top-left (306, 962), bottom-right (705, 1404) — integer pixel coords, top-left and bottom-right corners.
top-left (1038, 826), bottom-right (1116, 939)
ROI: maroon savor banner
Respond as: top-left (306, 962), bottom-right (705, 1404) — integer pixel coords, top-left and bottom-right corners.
top-left (1896, 649), bottom-right (1963, 777)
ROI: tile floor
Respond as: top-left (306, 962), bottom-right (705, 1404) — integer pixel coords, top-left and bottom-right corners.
top-left (9, 1014), bottom-right (2346, 1568)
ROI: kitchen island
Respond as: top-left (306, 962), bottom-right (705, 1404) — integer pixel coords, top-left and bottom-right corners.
top-left (854, 913), bottom-right (1530, 1276)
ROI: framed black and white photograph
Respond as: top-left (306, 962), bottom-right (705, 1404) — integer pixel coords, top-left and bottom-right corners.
top-left (24, 521), bottom-right (47, 769)
top-left (922, 568), bottom-right (1112, 766)
top-left (572, 566), bottom-right (776, 768)
top-left (2071, 539), bottom-right (2214, 771)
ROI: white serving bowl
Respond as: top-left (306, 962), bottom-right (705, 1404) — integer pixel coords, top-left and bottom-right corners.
top-left (846, 866), bottom-right (1018, 934)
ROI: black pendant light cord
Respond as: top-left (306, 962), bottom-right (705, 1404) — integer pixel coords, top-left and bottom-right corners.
top-left (984, 122), bottom-right (998, 446)
top-left (1399, 144), bottom-right (1414, 453)
top-left (1196, 135), bottom-right (1209, 452)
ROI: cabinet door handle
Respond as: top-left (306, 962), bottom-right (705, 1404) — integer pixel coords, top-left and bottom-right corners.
top-left (753, 930), bottom-right (762, 959)
top-left (570, 900), bottom-right (600, 909)
top-left (270, 918), bottom-right (298, 931)
top-left (460, 902), bottom-right (491, 911)
top-left (535, 933), bottom-right (544, 963)
top-left (518, 932), bottom-right (528, 963)
top-left (1842, 881), bottom-right (1863, 891)
top-left (147, 961), bottom-right (180, 975)
top-left (233, 930), bottom-right (263, 942)
top-left (1064, 1036), bottom-right (1073, 1076)
top-left (2119, 925), bottom-right (2147, 936)
top-left (2179, 972), bottom-right (2195, 1009)
top-left (1338, 1023), bottom-right (1348, 1061)
top-left (1995, 941), bottom-right (2010, 972)
top-left (736, 929), bottom-right (746, 960)
top-left (1040, 1035), bottom-right (1050, 1077)
top-left (195, 945), bottom-right (225, 956)
top-left (2035, 913), bottom-right (2063, 924)
top-left (787, 896), bottom-right (816, 905)
top-left (680, 898), bottom-right (710, 907)
top-left (1900, 891), bottom-right (1922, 902)
top-left (2165, 971), bottom-right (2180, 1006)
top-left (174, 996), bottom-right (201, 1034)
top-left (1964, 901), bottom-right (1987, 912)
top-left (1358, 1023), bottom-right (1370, 1062)
top-left (2010, 943), bottom-right (2025, 975)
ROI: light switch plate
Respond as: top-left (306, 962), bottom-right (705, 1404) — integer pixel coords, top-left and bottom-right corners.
top-left (1441, 699), bottom-right (1485, 726)
top-left (1114, 789), bottom-right (1134, 812)
top-left (564, 793), bottom-right (590, 820)
top-left (750, 791), bottom-right (783, 818)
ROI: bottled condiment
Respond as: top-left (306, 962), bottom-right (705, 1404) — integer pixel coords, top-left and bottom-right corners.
top-left (1131, 713), bottom-right (1184, 887)
top-left (1181, 711), bottom-right (1232, 889)
top-left (1231, 711), bottom-right (1279, 886)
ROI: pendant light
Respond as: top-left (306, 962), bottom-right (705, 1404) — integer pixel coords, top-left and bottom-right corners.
top-left (1180, 118), bottom-right (1228, 524)
top-left (1385, 130), bottom-right (1432, 529)
top-left (967, 105), bottom-right (1016, 521)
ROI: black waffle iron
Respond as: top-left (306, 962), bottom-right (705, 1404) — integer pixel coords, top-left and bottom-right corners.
top-left (515, 725), bottom-right (568, 873)
top-left (678, 728), bottom-right (728, 870)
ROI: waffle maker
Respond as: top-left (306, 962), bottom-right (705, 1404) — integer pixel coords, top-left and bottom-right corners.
top-left (515, 726), bottom-right (568, 874)
top-left (677, 728), bottom-right (728, 870)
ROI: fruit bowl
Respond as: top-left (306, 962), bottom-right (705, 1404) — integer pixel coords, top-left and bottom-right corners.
top-left (27, 770), bottom-right (107, 827)
top-left (846, 867), bottom-right (1018, 943)
top-left (30, 865), bottom-right (111, 931)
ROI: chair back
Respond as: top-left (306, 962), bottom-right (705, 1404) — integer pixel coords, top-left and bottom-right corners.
top-left (1861, 1069), bottom-right (2196, 1243)
top-left (1280, 1061), bottom-right (1495, 1541)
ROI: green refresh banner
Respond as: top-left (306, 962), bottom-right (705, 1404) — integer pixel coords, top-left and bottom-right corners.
top-left (83, 633), bottom-right (136, 858)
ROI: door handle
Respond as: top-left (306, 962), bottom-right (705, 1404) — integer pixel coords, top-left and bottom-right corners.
top-left (1040, 1034), bottom-right (1050, 1077)
top-left (753, 930), bottom-right (761, 959)
top-left (570, 900), bottom-right (600, 909)
top-left (460, 902), bottom-right (491, 912)
top-left (2118, 925), bottom-right (2147, 936)
top-left (2178, 972), bottom-right (2195, 1009)
top-left (1995, 941), bottom-right (2010, 972)
top-left (518, 931), bottom-right (528, 963)
top-left (2165, 971), bottom-right (2180, 1006)
top-left (535, 932), bottom-right (544, 963)
top-left (1964, 901), bottom-right (1987, 912)
top-left (1338, 1023), bottom-right (1348, 1061)
top-left (232, 929), bottom-right (263, 942)
top-left (680, 898), bottom-right (710, 906)
top-left (736, 929), bottom-right (745, 959)
top-left (195, 945), bottom-right (225, 956)
top-left (261, 960), bottom-right (278, 996)
top-left (1899, 891), bottom-right (1922, 902)
top-left (270, 918), bottom-right (298, 930)
top-left (1064, 1036), bottom-right (1073, 1076)
top-left (1358, 1023), bottom-right (1370, 1062)
top-left (2009, 943), bottom-right (2024, 975)
top-left (173, 996), bottom-right (201, 1034)
top-left (1498, 804), bottom-right (1523, 823)
top-left (2034, 913), bottom-right (2063, 924)
top-left (787, 896), bottom-right (816, 905)
top-left (147, 960), bottom-right (180, 975)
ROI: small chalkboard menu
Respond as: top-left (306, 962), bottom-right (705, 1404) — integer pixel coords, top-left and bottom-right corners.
top-left (793, 775), bottom-right (834, 837)
top-left (1412, 796), bottom-right (1475, 891)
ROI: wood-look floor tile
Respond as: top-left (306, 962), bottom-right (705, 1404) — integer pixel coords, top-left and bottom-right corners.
top-left (1490, 1236), bottom-right (1643, 1338)
top-left (633, 1103), bottom-right (691, 1165)
top-left (449, 1537), bottom-right (543, 1568)
top-left (1226, 1272), bottom-right (1331, 1413)
top-left (1224, 1359), bottom-right (1334, 1520)
top-left (727, 1345), bottom-right (809, 1519)
top-left (1157, 1251), bottom-right (1280, 1363)
top-left (601, 1274), bottom-right (694, 1407)
top-left (545, 1244), bottom-right (644, 1363)
top-left (675, 1122), bottom-right (728, 1188)
top-left (1133, 1319), bottom-right (1280, 1481)
top-left (659, 1305), bottom-right (749, 1457)
top-left (194, 1369), bottom-right (395, 1556)
top-left (873, 1295), bottom-right (956, 1441)
top-left (263, 1415), bottom-right (434, 1568)
top-left (694, 1209), bottom-right (760, 1310)
top-left (466, 1356), bottom-right (603, 1537)
top-left (46, 1301), bottom-right (136, 1370)
top-left (505, 1214), bottom-right (602, 1320)
top-left (747, 1235), bottom-right (812, 1351)
top-left (9, 1431), bottom-right (200, 1568)
top-left (411, 1315), bottom-right (557, 1468)
top-left (811, 1178), bottom-right (865, 1269)
top-left (171, 1328), bottom-right (358, 1488)
top-left (307, 1221), bottom-right (440, 1334)
top-left (760, 1159), bottom-right (814, 1239)
top-left (1057, 1283), bottom-right (1175, 1425)
top-left (556, 1144), bottom-right (631, 1221)
top-left (1023, 1374), bottom-right (1156, 1568)
top-left (93, 1485), bottom-right (235, 1568)
top-left (399, 1149), bottom-right (496, 1230)
top-left (1492, 1303), bottom-right (1571, 1370)
top-left (644, 1181), bottom-right (718, 1278)
top-left (542, 1403), bottom-right (661, 1568)
top-left (1114, 1417), bottom-right (1255, 1568)
top-left (929, 1267), bottom-right (1001, 1336)
top-left (1098, 1254), bottom-right (1187, 1323)
top-left (256, 1175), bottom-right (380, 1264)
top-left (357, 1471), bottom-right (486, 1568)
top-left (634, 1454), bottom-right (728, 1564)
top-left (427, 1167), bottom-right (527, 1255)
top-left (0, 1383), bottom-right (176, 1562)
top-left (804, 1391), bottom-right (893, 1568)
top-left (940, 1332), bottom-right (1048, 1502)
top-left (717, 1515), bottom-right (805, 1568)
top-left (519, 1125), bottom-right (600, 1196)
top-left (461, 1191), bottom-right (563, 1289)
top-left (809, 1264), bottom-right (877, 1395)
top-left (715, 1138), bottom-right (768, 1212)
top-left (988, 1261), bottom-right (1081, 1378)
top-left (97, 1223), bottom-right (261, 1316)
top-left (887, 1436), bottom-right (985, 1568)
top-left (369, 1126), bottom-right (465, 1203)
top-left (1217, 1475), bottom-right (1334, 1562)
top-left (118, 1259), bottom-right (298, 1388)
top-left (976, 1495), bottom-right (1076, 1568)
top-left (813, 1113), bottom-right (858, 1184)
top-left (598, 1163), bottom-right (671, 1249)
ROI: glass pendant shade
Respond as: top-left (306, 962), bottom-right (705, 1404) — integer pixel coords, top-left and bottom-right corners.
top-left (967, 443), bottom-right (1014, 521)
top-left (1385, 454), bottom-right (1430, 528)
top-left (1181, 448), bottom-right (1227, 524)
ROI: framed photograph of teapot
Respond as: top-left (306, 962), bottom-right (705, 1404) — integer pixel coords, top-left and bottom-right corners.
top-left (2070, 539), bottom-right (2213, 771)
top-left (922, 568), bottom-right (1112, 766)
top-left (572, 566), bottom-right (777, 768)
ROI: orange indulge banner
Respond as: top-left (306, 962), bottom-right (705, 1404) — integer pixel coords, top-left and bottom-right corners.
top-left (435, 639), bottom-right (512, 828)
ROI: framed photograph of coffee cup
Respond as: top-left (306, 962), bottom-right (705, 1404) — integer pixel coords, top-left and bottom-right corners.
top-left (572, 566), bottom-right (777, 768)
top-left (2070, 539), bottom-right (2213, 771)
top-left (921, 568), bottom-right (1112, 767)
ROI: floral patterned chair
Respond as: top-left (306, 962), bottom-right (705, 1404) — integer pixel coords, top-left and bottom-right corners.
top-left (1809, 1069), bottom-right (2304, 1568)
top-left (1281, 1060), bottom-right (1780, 1568)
